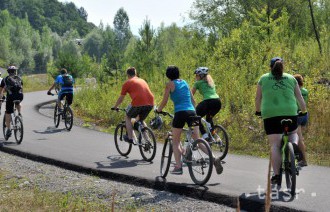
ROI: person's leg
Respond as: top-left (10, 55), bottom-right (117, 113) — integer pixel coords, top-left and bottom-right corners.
top-left (206, 99), bottom-right (221, 130)
top-left (196, 101), bottom-right (207, 135)
top-left (172, 127), bottom-right (183, 168)
top-left (268, 134), bottom-right (282, 175)
top-left (299, 125), bottom-right (307, 164)
top-left (5, 112), bottom-right (11, 129)
top-left (125, 115), bottom-right (134, 140)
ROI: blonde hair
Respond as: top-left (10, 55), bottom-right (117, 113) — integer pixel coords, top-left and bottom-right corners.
top-left (203, 74), bottom-right (215, 87)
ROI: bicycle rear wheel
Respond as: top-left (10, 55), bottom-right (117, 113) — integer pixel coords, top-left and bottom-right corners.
top-left (160, 136), bottom-right (173, 178)
top-left (187, 138), bottom-right (213, 186)
top-left (54, 103), bottom-right (60, 128)
top-left (2, 115), bottom-right (8, 141)
top-left (14, 116), bottom-right (23, 144)
top-left (138, 127), bottom-right (157, 162)
top-left (209, 125), bottom-right (229, 160)
top-left (64, 106), bottom-right (73, 131)
top-left (114, 123), bottom-right (132, 156)
top-left (285, 142), bottom-right (296, 197)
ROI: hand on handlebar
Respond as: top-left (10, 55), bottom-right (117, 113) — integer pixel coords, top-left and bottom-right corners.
top-left (47, 91), bottom-right (54, 96)
top-left (111, 107), bottom-right (119, 111)
top-left (298, 111), bottom-right (308, 117)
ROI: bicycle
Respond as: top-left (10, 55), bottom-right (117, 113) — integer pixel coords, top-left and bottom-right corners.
top-left (276, 119), bottom-right (301, 197)
top-left (200, 118), bottom-right (229, 160)
top-left (48, 92), bottom-right (73, 131)
top-left (2, 100), bottom-right (24, 144)
top-left (111, 108), bottom-right (157, 162)
top-left (158, 111), bottom-right (213, 186)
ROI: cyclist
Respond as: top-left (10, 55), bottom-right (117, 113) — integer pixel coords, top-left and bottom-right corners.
top-left (255, 57), bottom-right (307, 184)
top-left (191, 67), bottom-right (221, 140)
top-left (0, 66), bottom-right (24, 139)
top-left (156, 65), bottom-right (222, 175)
top-left (112, 67), bottom-right (154, 144)
top-left (293, 74), bottom-right (308, 167)
top-left (47, 68), bottom-right (74, 112)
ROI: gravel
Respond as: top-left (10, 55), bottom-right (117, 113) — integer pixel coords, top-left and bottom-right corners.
top-left (0, 102), bottom-right (236, 211)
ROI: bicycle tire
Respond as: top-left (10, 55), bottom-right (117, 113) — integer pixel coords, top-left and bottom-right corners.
top-left (285, 142), bottom-right (296, 197)
top-left (160, 136), bottom-right (173, 178)
top-left (138, 127), bottom-right (157, 162)
top-left (14, 116), bottom-right (23, 144)
top-left (54, 103), bottom-right (60, 128)
top-left (114, 123), bottom-right (132, 156)
top-left (2, 115), bottom-right (8, 141)
top-left (64, 106), bottom-right (73, 131)
top-left (187, 138), bottom-right (213, 186)
top-left (210, 125), bottom-right (229, 160)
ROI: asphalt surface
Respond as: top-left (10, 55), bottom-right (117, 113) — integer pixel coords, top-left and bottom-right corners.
top-left (0, 91), bottom-right (329, 212)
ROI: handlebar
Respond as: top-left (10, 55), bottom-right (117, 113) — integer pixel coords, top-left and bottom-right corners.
top-left (155, 110), bottom-right (174, 118)
top-left (111, 107), bottom-right (126, 112)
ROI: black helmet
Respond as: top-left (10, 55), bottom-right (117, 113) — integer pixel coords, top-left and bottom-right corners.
top-left (150, 116), bottom-right (163, 130)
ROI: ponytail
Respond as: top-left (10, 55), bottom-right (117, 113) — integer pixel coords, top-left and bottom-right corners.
top-left (271, 61), bottom-right (283, 80)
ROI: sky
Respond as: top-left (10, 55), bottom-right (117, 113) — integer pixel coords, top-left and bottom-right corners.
top-left (58, 0), bottom-right (194, 35)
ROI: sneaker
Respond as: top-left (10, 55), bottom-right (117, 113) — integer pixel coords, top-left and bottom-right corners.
top-left (123, 135), bottom-right (133, 144)
top-left (170, 166), bottom-right (183, 175)
top-left (5, 129), bottom-right (12, 139)
top-left (271, 175), bottom-right (281, 185)
top-left (213, 157), bottom-right (223, 175)
top-left (298, 160), bottom-right (308, 167)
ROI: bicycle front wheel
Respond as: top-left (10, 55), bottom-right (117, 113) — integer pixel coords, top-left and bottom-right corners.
top-left (160, 136), bottom-right (173, 178)
top-left (54, 103), bottom-right (60, 128)
top-left (64, 106), bottom-right (73, 131)
top-left (138, 127), bottom-right (157, 162)
top-left (285, 142), bottom-right (296, 197)
top-left (210, 125), bottom-right (229, 160)
top-left (14, 116), bottom-right (23, 144)
top-left (114, 123), bottom-right (132, 156)
top-left (187, 138), bottom-right (213, 186)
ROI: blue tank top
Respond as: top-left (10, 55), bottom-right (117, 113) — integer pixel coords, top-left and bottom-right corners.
top-left (170, 79), bottom-right (195, 113)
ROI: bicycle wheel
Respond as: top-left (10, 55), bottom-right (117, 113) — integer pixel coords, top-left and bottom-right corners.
top-left (54, 103), bottom-right (60, 128)
top-left (187, 138), bottom-right (213, 186)
top-left (114, 123), bottom-right (132, 156)
top-left (285, 142), bottom-right (296, 197)
top-left (160, 136), bottom-right (173, 178)
top-left (2, 115), bottom-right (8, 141)
top-left (209, 125), bottom-right (229, 160)
top-left (138, 127), bottom-right (157, 162)
top-left (64, 106), bottom-right (73, 131)
top-left (14, 116), bottom-right (23, 144)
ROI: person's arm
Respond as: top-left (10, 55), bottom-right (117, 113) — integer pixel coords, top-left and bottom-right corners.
top-left (47, 82), bottom-right (56, 94)
top-left (294, 84), bottom-right (307, 112)
top-left (112, 95), bottom-right (125, 109)
top-left (190, 90), bottom-right (196, 107)
top-left (157, 81), bottom-right (172, 112)
top-left (191, 87), bottom-right (197, 96)
top-left (255, 84), bottom-right (262, 114)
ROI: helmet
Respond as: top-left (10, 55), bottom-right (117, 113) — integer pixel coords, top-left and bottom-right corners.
top-left (7, 66), bottom-right (18, 74)
top-left (150, 116), bottom-right (163, 130)
top-left (194, 67), bottom-right (208, 75)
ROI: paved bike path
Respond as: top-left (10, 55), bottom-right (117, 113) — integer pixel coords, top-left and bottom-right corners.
top-left (0, 91), bottom-right (329, 212)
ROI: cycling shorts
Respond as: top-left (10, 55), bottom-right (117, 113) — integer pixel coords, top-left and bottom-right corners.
top-left (196, 98), bottom-right (221, 118)
top-left (297, 112), bottom-right (308, 126)
top-left (58, 93), bottom-right (73, 105)
top-left (263, 116), bottom-right (298, 135)
top-left (126, 105), bottom-right (153, 121)
top-left (5, 93), bottom-right (23, 114)
top-left (172, 110), bottom-right (197, 128)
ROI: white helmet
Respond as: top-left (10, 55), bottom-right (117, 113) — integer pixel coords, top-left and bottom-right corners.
top-left (194, 67), bottom-right (208, 75)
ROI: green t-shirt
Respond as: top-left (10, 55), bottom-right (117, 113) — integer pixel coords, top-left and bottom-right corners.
top-left (297, 87), bottom-right (308, 110)
top-left (258, 73), bottom-right (298, 119)
top-left (193, 80), bottom-right (219, 100)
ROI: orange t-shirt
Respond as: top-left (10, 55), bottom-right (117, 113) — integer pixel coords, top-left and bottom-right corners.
top-left (121, 76), bottom-right (154, 106)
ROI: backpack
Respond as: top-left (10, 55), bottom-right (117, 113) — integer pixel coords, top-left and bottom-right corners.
top-left (62, 75), bottom-right (73, 87)
top-left (5, 76), bottom-right (23, 94)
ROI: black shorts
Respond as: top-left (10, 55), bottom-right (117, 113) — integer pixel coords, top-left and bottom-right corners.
top-left (126, 105), bottom-right (153, 121)
top-left (172, 110), bottom-right (197, 128)
top-left (6, 93), bottom-right (23, 114)
top-left (263, 116), bottom-right (298, 135)
top-left (196, 98), bottom-right (221, 117)
top-left (59, 93), bottom-right (73, 105)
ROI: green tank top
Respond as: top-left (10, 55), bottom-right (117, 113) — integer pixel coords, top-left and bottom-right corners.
top-left (258, 73), bottom-right (298, 119)
top-left (193, 80), bottom-right (219, 100)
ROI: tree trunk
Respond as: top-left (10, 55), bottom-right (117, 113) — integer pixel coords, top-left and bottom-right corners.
top-left (308, 0), bottom-right (322, 54)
